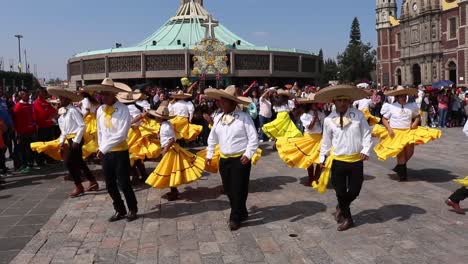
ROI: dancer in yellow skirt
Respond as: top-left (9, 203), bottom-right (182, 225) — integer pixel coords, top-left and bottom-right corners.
top-left (354, 92), bottom-right (381, 126)
top-left (314, 85), bottom-right (372, 231)
top-left (262, 89), bottom-right (302, 140)
top-left (168, 91), bottom-right (202, 142)
top-left (374, 86), bottom-right (441, 181)
top-left (145, 106), bottom-right (205, 201)
top-left (79, 89), bottom-right (100, 158)
top-left (445, 120), bottom-right (468, 214)
top-left (276, 93), bottom-right (325, 185)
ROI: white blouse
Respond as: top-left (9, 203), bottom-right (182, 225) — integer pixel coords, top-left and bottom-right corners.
top-left (300, 111), bottom-right (325, 134)
top-left (58, 105), bottom-right (85, 144)
top-left (160, 121), bottom-right (176, 148)
top-left (382, 102), bottom-right (419, 129)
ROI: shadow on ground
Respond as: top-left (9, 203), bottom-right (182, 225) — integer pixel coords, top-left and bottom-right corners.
top-left (354, 204), bottom-right (427, 226)
top-left (249, 176), bottom-right (297, 193)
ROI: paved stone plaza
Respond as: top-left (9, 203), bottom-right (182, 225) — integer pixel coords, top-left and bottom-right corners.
top-left (2, 128), bottom-right (468, 264)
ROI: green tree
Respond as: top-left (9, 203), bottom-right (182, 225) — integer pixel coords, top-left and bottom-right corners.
top-left (321, 59), bottom-right (339, 85)
top-left (337, 17), bottom-right (376, 83)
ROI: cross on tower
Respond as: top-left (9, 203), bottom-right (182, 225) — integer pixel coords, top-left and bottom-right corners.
top-left (201, 15), bottom-right (219, 39)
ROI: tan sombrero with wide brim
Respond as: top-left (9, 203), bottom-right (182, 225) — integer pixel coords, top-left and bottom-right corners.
top-left (170, 91), bottom-right (192, 99)
top-left (83, 78), bottom-right (130, 94)
top-left (384, 86), bottom-right (418, 97)
top-left (204, 86), bottom-right (252, 106)
top-left (314, 85), bottom-right (369, 103)
top-left (297, 93), bottom-right (317, 104)
top-left (116, 92), bottom-right (145, 104)
top-left (47, 87), bottom-right (83, 102)
top-left (134, 89), bottom-right (148, 100)
top-left (148, 106), bottom-right (175, 120)
top-left (277, 89), bottom-right (293, 98)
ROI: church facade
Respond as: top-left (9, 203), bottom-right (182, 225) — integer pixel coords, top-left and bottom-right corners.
top-left (376, 0), bottom-right (468, 87)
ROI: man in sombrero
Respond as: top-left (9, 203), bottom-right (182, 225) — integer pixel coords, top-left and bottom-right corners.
top-left (314, 85), bottom-right (373, 231)
top-left (84, 78), bottom-right (139, 222)
top-left (205, 86), bottom-right (259, 231)
top-left (47, 87), bottom-right (99, 197)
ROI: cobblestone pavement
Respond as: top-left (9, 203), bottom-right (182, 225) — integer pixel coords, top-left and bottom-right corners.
top-left (5, 128), bottom-right (468, 264)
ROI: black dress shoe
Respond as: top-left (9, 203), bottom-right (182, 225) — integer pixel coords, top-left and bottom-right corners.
top-left (126, 211), bottom-right (138, 222)
top-left (333, 208), bottom-right (345, 224)
top-left (108, 212), bottom-right (127, 222)
top-left (228, 221), bottom-right (241, 231)
top-left (337, 218), bottom-right (354, 232)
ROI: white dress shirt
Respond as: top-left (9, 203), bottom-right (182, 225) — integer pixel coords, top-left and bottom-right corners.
top-left (168, 100), bottom-right (194, 120)
top-left (58, 105), bottom-right (85, 144)
top-left (319, 108), bottom-right (372, 163)
top-left (355, 98), bottom-right (373, 111)
top-left (97, 101), bottom-right (131, 154)
top-left (136, 100), bottom-right (151, 111)
top-left (207, 111), bottom-right (259, 159)
top-left (259, 96), bottom-right (272, 118)
top-left (160, 121), bottom-right (176, 148)
top-left (300, 111), bottom-right (325, 134)
top-left (383, 102), bottom-right (419, 129)
top-left (80, 97), bottom-right (98, 116)
top-left (127, 104), bottom-right (142, 126)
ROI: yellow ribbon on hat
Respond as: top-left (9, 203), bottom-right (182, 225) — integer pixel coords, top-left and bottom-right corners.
top-left (103, 105), bottom-right (115, 128)
top-left (312, 152), bottom-right (362, 194)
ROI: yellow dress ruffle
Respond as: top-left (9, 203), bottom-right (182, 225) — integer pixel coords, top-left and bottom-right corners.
top-left (82, 114), bottom-right (98, 158)
top-left (128, 118), bottom-right (163, 164)
top-left (276, 133), bottom-right (321, 169)
top-left (262, 112), bottom-right (302, 140)
top-left (453, 176), bottom-right (468, 188)
top-left (374, 126), bottom-right (442, 160)
top-left (31, 139), bottom-right (64, 161)
top-left (146, 144), bottom-right (205, 189)
top-left (371, 124), bottom-right (388, 139)
top-left (362, 109), bottom-right (381, 126)
top-left (196, 146), bottom-right (262, 174)
top-left (170, 116), bottom-right (203, 142)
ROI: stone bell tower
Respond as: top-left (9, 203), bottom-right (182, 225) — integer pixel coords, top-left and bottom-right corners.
top-left (376, 0), bottom-right (398, 87)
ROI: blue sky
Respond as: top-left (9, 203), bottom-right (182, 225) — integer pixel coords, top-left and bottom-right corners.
top-left (0, 0), bottom-right (402, 80)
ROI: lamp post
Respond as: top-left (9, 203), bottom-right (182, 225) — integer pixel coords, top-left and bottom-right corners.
top-left (14, 34), bottom-right (23, 73)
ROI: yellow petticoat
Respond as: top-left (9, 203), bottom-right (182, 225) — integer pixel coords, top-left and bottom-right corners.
top-left (146, 144), bottom-right (205, 189)
top-left (374, 126), bottom-right (442, 160)
top-left (31, 139), bottom-right (64, 161)
top-left (362, 109), bottom-right (381, 126)
top-left (128, 125), bottom-right (162, 164)
top-left (170, 116), bottom-right (203, 142)
top-left (371, 124), bottom-right (388, 139)
top-left (196, 146), bottom-right (262, 173)
top-left (276, 133), bottom-right (321, 169)
top-left (82, 114), bottom-right (98, 158)
top-left (453, 176), bottom-right (468, 188)
top-left (262, 112), bottom-right (302, 140)
top-left (312, 153), bottom-right (362, 194)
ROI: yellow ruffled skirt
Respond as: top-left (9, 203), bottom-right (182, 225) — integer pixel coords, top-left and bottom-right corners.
top-left (146, 144), bottom-right (205, 189)
top-left (262, 112), bottom-right (302, 140)
top-left (196, 146), bottom-right (262, 173)
top-left (82, 114), bottom-right (98, 158)
top-left (127, 126), bottom-right (161, 164)
top-left (374, 126), bottom-right (442, 160)
top-left (31, 139), bottom-right (64, 161)
top-left (276, 133), bottom-right (321, 169)
top-left (170, 116), bottom-right (203, 142)
top-left (362, 109), bottom-right (380, 126)
top-left (454, 176), bottom-right (468, 188)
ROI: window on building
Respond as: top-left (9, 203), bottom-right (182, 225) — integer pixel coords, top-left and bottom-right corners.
top-left (431, 24), bottom-right (437, 39)
top-left (449, 17), bottom-right (457, 39)
top-left (396, 33), bottom-right (401, 49)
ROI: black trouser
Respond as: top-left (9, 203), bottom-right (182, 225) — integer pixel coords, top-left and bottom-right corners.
top-left (219, 157), bottom-right (251, 223)
top-left (449, 187), bottom-right (468, 203)
top-left (36, 127), bottom-right (56, 165)
top-left (17, 133), bottom-right (35, 168)
top-left (102, 150), bottom-right (138, 214)
top-left (331, 160), bottom-right (364, 219)
top-left (65, 139), bottom-right (95, 185)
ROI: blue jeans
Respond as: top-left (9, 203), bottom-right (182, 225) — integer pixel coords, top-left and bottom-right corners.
top-left (258, 116), bottom-right (271, 141)
top-left (438, 109), bottom-right (448, 128)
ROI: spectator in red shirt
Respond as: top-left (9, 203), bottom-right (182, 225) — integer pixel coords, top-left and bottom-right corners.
top-left (33, 88), bottom-right (58, 165)
top-left (13, 89), bottom-right (35, 173)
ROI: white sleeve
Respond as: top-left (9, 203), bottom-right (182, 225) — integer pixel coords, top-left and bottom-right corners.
top-left (463, 120), bottom-right (468, 137)
top-left (359, 114), bottom-right (373, 156)
top-left (242, 115), bottom-right (259, 159)
top-left (206, 125), bottom-right (218, 160)
top-left (300, 114), bottom-right (312, 128)
top-left (319, 119), bottom-right (332, 163)
top-left (71, 109), bottom-right (86, 144)
top-left (97, 107), bottom-right (103, 151)
top-left (58, 118), bottom-right (66, 144)
top-left (187, 102), bottom-right (195, 120)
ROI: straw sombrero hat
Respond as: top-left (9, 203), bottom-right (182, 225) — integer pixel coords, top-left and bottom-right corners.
top-left (204, 86), bottom-right (252, 105)
top-left (297, 93), bottom-right (317, 104)
top-left (46, 87), bottom-right (83, 102)
top-left (83, 78), bottom-right (130, 94)
top-left (170, 90), bottom-right (192, 99)
top-left (134, 89), bottom-right (148, 100)
top-left (384, 86), bottom-right (418, 97)
top-left (148, 105), bottom-right (175, 120)
top-left (277, 89), bottom-right (293, 98)
top-left (314, 85), bottom-right (368, 103)
top-left (116, 92), bottom-right (145, 104)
